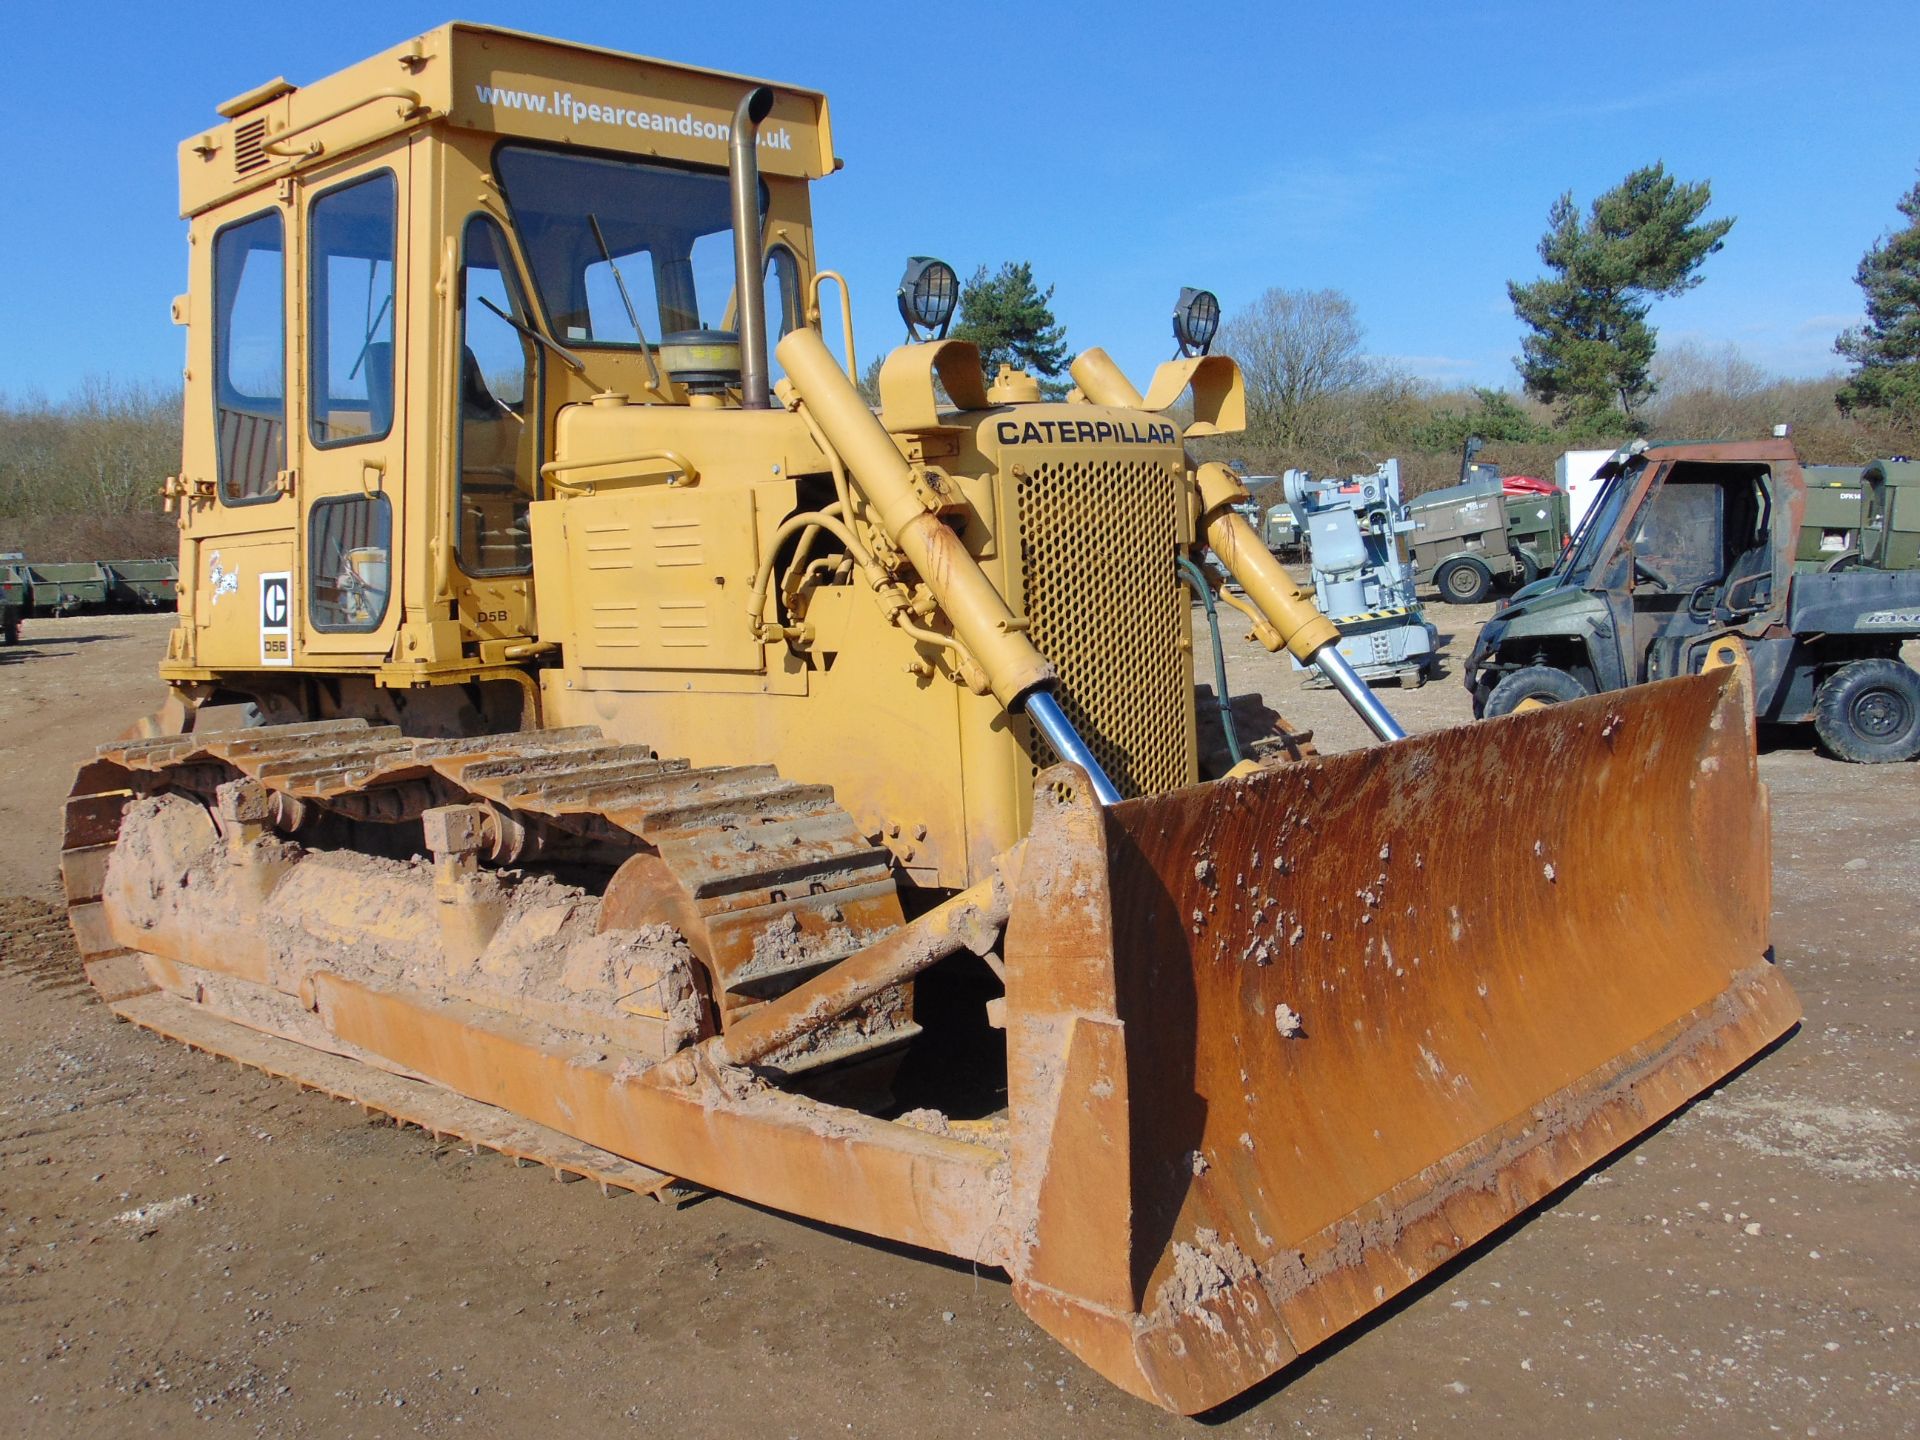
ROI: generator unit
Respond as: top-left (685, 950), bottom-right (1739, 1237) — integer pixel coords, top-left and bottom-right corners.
top-left (1284, 460), bottom-right (1437, 686)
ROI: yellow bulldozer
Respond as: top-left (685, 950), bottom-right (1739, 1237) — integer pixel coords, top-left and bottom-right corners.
top-left (64, 24), bottom-right (1799, 1412)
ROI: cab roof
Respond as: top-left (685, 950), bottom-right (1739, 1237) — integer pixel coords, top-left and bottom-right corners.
top-left (179, 22), bottom-right (836, 217)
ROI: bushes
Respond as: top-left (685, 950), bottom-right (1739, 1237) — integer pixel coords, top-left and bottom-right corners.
top-left (1198, 361), bottom-right (1918, 499)
top-left (0, 381), bottom-right (181, 559)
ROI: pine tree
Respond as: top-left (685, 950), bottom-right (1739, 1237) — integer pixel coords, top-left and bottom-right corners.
top-left (1509, 163), bottom-right (1733, 427)
top-left (1835, 172), bottom-right (1920, 417)
top-left (950, 262), bottom-right (1070, 390)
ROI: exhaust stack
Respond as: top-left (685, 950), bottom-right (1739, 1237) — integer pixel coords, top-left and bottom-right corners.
top-left (730, 86), bottom-right (775, 409)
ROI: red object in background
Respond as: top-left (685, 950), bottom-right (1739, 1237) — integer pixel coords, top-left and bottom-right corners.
top-left (1501, 475), bottom-right (1558, 496)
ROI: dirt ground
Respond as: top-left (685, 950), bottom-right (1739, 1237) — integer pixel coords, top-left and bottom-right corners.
top-left (1, 608), bottom-right (1915, 1438)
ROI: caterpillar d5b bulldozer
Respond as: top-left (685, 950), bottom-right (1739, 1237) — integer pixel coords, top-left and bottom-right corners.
top-left (65, 24), bottom-right (1799, 1412)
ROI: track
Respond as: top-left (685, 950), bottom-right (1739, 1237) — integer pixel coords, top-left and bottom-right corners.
top-left (59, 718), bottom-right (912, 1195)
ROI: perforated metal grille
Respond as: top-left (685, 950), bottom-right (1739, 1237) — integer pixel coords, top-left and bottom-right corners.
top-left (1015, 459), bottom-right (1192, 798)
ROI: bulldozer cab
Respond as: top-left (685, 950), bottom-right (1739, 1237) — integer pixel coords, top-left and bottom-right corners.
top-left (164, 24), bottom-right (831, 709)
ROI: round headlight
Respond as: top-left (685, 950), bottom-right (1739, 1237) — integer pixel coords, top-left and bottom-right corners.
top-left (898, 257), bottom-right (958, 337)
top-left (1173, 287), bottom-right (1220, 356)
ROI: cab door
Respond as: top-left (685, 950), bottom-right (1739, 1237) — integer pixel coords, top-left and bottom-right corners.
top-left (297, 148), bottom-right (407, 658)
top-left (184, 201), bottom-right (300, 671)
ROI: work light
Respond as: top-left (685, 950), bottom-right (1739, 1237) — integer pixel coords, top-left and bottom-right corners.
top-left (897, 257), bottom-right (958, 339)
top-left (1172, 287), bottom-right (1220, 356)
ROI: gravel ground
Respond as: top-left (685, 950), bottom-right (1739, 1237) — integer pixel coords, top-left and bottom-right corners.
top-left (1, 607), bottom-right (1914, 1438)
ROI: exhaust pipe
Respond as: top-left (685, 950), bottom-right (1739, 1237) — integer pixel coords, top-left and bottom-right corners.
top-left (729, 85), bottom-right (775, 409)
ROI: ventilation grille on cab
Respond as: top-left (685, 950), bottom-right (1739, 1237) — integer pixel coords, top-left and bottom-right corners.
top-left (234, 119), bottom-right (269, 175)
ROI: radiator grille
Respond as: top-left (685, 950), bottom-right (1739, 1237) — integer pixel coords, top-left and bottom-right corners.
top-left (234, 119), bottom-right (269, 175)
top-left (1014, 458), bottom-right (1192, 798)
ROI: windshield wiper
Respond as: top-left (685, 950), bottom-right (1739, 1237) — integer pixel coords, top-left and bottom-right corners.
top-left (477, 294), bottom-right (587, 374)
top-left (588, 213), bottom-right (662, 389)
top-left (347, 293), bottom-right (394, 383)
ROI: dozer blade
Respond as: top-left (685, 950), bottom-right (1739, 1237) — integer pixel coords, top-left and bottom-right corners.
top-left (999, 668), bottom-right (1799, 1413)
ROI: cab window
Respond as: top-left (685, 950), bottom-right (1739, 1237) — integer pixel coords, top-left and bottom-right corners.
top-left (1626, 462), bottom-right (1771, 593)
top-left (455, 216), bottom-right (540, 576)
top-left (495, 146), bottom-right (763, 346)
top-left (308, 494), bottom-right (392, 632)
top-left (212, 210), bottom-right (285, 503)
top-left (308, 172), bottom-right (397, 447)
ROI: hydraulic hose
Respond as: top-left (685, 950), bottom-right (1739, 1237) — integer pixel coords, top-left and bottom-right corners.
top-left (1176, 555), bottom-right (1243, 765)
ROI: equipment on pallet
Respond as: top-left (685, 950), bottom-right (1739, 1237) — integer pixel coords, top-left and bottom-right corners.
top-left (63, 24), bottom-right (1801, 1413)
top-left (1282, 460), bottom-right (1438, 686)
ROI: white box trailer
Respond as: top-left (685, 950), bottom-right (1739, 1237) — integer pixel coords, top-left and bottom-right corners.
top-left (1557, 448), bottom-right (1619, 533)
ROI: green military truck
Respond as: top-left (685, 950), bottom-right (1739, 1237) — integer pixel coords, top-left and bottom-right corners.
top-left (0, 554), bottom-right (24, 646)
top-left (1465, 440), bottom-right (1920, 762)
top-left (1796, 465), bottom-right (1867, 570)
top-left (1859, 459), bottom-right (1919, 570)
top-left (1406, 475), bottom-right (1571, 602)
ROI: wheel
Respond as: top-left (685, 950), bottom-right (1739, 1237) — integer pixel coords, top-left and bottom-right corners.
top-left (1822, 550), bottom-right (1861, 574)
top-left (1483, 665), bottom-right (1591, 717)
top-left (2, 613), bottom-right (18, 646)
top-left (1515, 551), bottom-right (1541, 586)
top-left (1436, 557), bottom-right (1493, 604)
top-left (1812, 659), bottom-right (1920, 763)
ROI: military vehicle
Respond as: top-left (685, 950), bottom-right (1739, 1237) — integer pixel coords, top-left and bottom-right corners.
top-left (1, 553), bottom-right (24, 644)
top-left (1406, 438), bottom-right (1570, 602)
top-left (1467, 440), bottom-right (1920, 762)
top-left (62, 24), bottom-right (1801, 1412)
top-left (1796, 464), bottom-right (1867, 570)
top-left (1859, 459), bottom-right (1919, 571)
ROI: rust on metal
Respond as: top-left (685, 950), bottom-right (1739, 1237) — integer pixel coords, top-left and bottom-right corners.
top-left (62, 671), bottom-right (1799, 1414)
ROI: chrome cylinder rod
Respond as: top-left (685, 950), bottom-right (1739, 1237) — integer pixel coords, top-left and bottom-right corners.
top-left (1023, 690), bottom-right (1124, 807)
top-left (1312, 645), bottom-right (1408, 743)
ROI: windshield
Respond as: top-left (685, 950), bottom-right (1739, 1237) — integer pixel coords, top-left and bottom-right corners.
top-left (495, 146), bottom-right (753, 345)
top-left (1553, 463), bottom-right (1638, 587)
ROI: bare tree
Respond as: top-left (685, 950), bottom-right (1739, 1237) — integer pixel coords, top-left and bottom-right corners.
top-left (1647, 341), bottom-right (1778, 440)
top-left (1218, 288), bottom-right (1372, 448)
top-left (0, 378), bottom-right (182, 556)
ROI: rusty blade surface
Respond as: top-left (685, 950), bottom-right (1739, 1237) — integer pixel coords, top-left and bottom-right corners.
top-left (1002, 670), bottom-right (1800, 1413)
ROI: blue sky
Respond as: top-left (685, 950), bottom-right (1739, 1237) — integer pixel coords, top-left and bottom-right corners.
top-left (2, 0), bottom-right (1915, 399)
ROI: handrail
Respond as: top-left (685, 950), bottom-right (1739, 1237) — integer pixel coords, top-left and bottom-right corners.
top-left (260, 89), bottom-right (425, 157)
top-left (540, 448), bottom-right (699, 491)
top-left (807, 270), bottom-right (859, 385)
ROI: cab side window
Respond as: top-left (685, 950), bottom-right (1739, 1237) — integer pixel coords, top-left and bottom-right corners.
top-left (212, 211), bottom-right (285, 503)
top-left (765, 244), bottom-right (801, 383)
top-left (456, 216), bottom-right (540, 575)
top-left (308, 172), bottom-right (397, 447)
top-left (1631, 477), bottom-right (1725, 590)
top-left (308, 494), bottom-right (393, 632)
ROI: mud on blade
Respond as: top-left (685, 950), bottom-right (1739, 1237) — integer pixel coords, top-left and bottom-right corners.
top-left (1000, 669), bottom-right (1799, 1413)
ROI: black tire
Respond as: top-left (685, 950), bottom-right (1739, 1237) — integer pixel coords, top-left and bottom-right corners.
top-left (2, 614), bottom-right (17, 646)
top-left (1812, 659), bottom-right (1920, 763)
top-left (1436, 557), bottom-right (1493, 604)
top-left (1483, 664), bottom-right (1591, 717)
top-left (1515, 550), bottom-right (1541, 586)
top-left (1822, 550), bottom-right (1861, 574)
